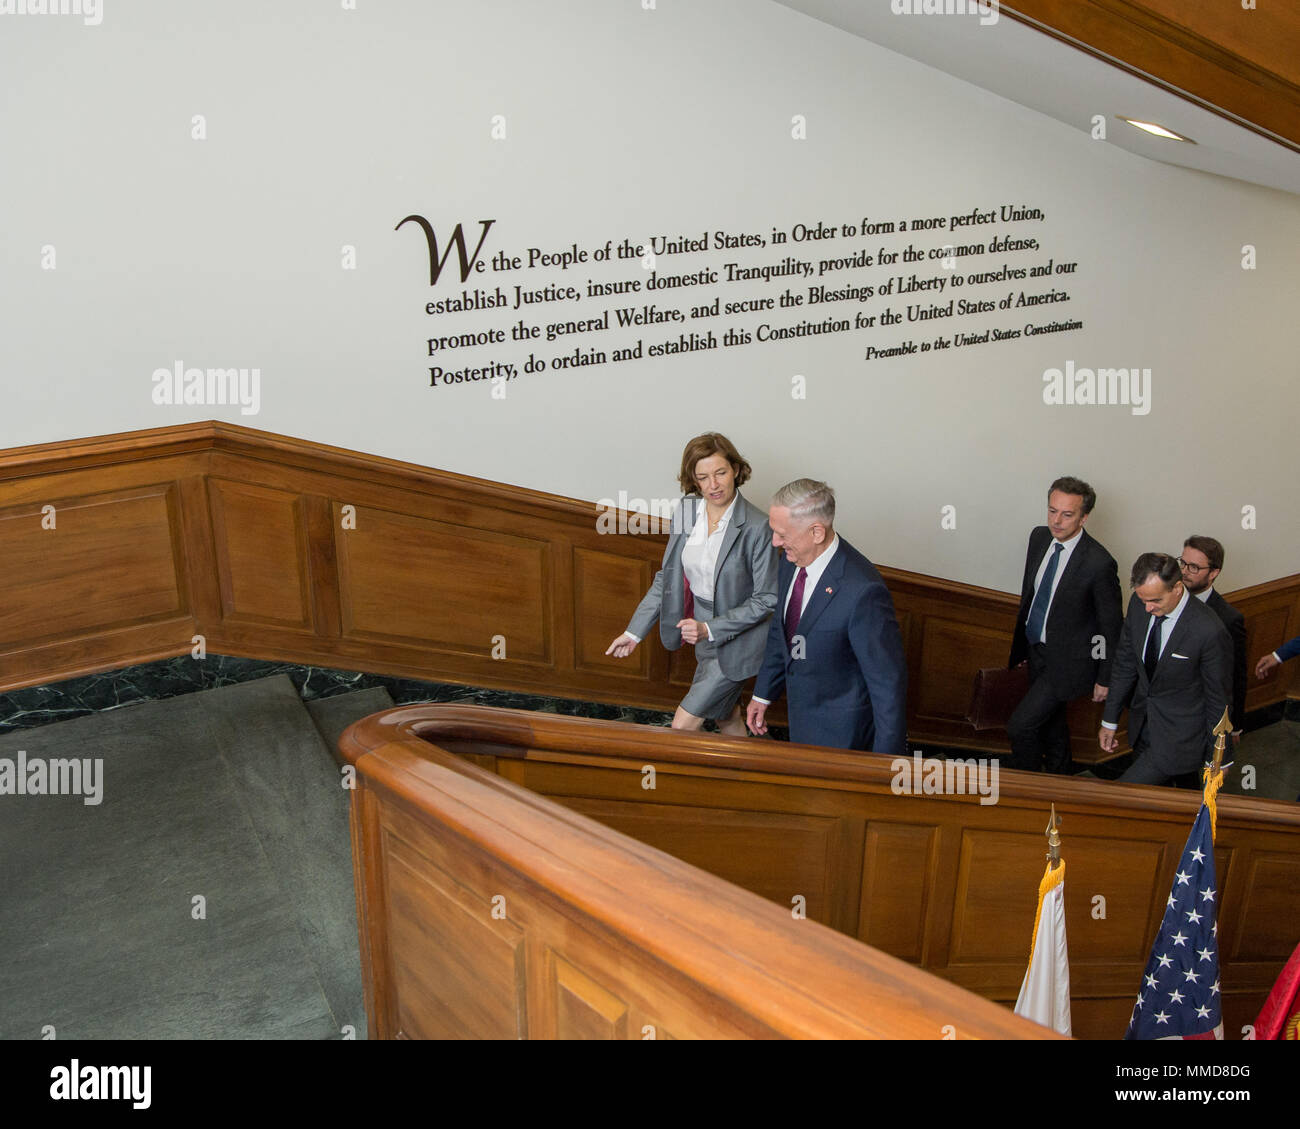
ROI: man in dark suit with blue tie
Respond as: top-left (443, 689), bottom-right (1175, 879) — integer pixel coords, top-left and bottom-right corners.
top-left (1100, 553), bottom-right (1232, 787)
top-left (745, 479), bottom-right (907, 757)
top-left (1007, 476), bottom-right (1122, 774)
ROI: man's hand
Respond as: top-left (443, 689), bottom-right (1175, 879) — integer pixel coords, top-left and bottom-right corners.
top-left (746, 699), bottom-right (769, 736)
top-left (1256, 653), bottom-right (1281, 680)
top-left (605, 633), bottom-right (639, 659)
top-left (1092, 682), bottom-right (1109, 703)
top-left (1098, 726), bottom-right (1118, 753)
top-left (677, 618), bottom-right (705, 645)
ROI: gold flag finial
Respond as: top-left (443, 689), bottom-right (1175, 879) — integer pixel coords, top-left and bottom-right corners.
top-left (1211, 707), bottom-right (1232, 772)
top-left (1045, 804), bottom-right (1062, 870)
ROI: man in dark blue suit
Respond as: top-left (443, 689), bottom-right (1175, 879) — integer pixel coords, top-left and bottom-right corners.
top-left (745, 479), bottom-right (907, 756)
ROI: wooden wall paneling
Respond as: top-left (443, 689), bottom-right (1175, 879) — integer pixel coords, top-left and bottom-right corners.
top-left (548, 950), bottom-right (630, 1040)
top-left (350, 783), bottom-right (391, 1039)
top-left (550, 796), bottom-right (845, 928)
top-left (174, 469), bottom-right (223, 630)
top-left (364, 705), bottom-right (1300, 1038)
top-left (570, 544), bottom-right (655, 680)
top-left (858, 821), bottom-right (940, 964)
top-left (1, 423), bottom-right (1296, 737)
top-left (302, 494), bottom-right (343, 639)
top-left (333, 502), bottom-right (552, 662)
top-left (913, 616), bottom-right (1011, 734)
top-left (0, 484), bottom-right (188, 646)
top-left (207, 477), bottom-right (314, 631)
top-left (825, 816), bottom-right (867, 937)
top-left (382, 833), bottom-right (528, 1039)
top-left (1230, 849), bottom-right (1300, 964)
top-left (1232, 579), bottom-right (1300, 708)
top-left (340, 728), bottom-right (1054, 1039)
top-left (0, 480), bottom-right (197, 689)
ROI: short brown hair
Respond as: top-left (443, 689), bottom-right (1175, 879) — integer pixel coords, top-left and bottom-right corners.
top-left (677, 433), bottom-right (752, 496)
top-left (1183, 535), bottom-right (1224, 572)
top-left (1048, 475), bottom-right (1096, 515)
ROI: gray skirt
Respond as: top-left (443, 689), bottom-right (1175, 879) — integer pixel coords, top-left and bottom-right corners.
top-left (679, 595), bottom-right (746, 721)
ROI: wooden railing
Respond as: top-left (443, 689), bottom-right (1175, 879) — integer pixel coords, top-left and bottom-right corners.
top-left (337, 705), bottom-right (1055, 1039)
top-left (342, 704), bottom-right (1300, 1041)
top-left (3, 421), bottom-right (1297, 762)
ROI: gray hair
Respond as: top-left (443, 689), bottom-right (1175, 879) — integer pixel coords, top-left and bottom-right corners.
top-left (773, 479), bottom-right (835, 528)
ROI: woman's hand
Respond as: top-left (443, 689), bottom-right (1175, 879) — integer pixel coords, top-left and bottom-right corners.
top-left (606, 633), bottom-right (639, 658)
top-left (677, 618), bottom-right (706, 645)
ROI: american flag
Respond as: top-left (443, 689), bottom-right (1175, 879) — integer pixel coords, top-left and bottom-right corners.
top-left (1125, 801), bottom-right (1223, 1040)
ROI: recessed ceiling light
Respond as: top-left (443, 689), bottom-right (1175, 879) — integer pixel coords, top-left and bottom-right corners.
top-left (1116, 117), bottom-right (1195, 143)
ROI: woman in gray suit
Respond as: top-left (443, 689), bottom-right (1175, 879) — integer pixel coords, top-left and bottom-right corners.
top-left (606, 433), bottom-right (779, 736)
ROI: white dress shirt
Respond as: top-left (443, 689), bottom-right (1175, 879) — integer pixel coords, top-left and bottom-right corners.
top-left (681, 495), bottom-right (737, 603)
top-left (781, 535), bottom-right (840, 620)
top-left (1102, 585), bottom-right (1190, 730)
top-left (1028, 529), bottom-right (1082, 644)
top-left (1141, 584), bottom-right (1190, 660)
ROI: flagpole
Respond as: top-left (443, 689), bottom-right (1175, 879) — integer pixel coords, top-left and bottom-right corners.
top-left (1205, 707), bottom-right (1232, 843)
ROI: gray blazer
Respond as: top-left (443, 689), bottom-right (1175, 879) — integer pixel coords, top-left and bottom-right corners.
top-left (626, 492), bottom-right (779, 682)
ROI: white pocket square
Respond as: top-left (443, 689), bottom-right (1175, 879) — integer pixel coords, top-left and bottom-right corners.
top-left (1171, 653), bottom-right (1190, 659)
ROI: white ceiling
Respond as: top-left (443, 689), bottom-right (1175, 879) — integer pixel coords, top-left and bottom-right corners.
top-left (775, 0), bottom-right (1300, 197)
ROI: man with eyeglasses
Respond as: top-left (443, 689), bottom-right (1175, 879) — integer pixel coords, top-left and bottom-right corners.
top-left (1179, 536), bottom-right (1246, 745)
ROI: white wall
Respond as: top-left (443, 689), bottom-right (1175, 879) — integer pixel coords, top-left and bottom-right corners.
top-left (2, 0), bottom-right (1297, 591)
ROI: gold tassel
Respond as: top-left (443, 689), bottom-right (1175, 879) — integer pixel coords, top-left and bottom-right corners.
top-left (1202, 764), bottom-right (1225, 842)
top-left (1025, 859), bottom-right (1066, 972)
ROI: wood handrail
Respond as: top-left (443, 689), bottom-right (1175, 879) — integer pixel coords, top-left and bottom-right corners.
top-left (344, 716), bottom-right (1058, 1038)
top-left (340, 703), bottom-right (1300, 830)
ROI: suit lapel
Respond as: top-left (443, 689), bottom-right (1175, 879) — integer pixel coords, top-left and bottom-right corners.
top-left (794, 543), bottom-right (847, 637)
top-left (777, 555), bottom-right (796, 655)
top-left (1051, 529), bottom-right (1089, 597)
top-left (1153, 601), bottom-right (1194, 682)
top-left (666, 496), bottom-right (699, 567)
top-left (1132, 600), bottom-right (1153, 688)
top-left (711, 493), bottom-right (747, 590)
top-left (1023, 527), bottom-right (1050, 601)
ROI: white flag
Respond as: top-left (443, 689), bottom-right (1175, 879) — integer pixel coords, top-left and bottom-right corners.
top-left (1014, 859), bottom-right (1071, 1036)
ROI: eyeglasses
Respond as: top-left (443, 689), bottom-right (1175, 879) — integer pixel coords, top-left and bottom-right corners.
top-left (1177, 558), bottom-right (1209, 575)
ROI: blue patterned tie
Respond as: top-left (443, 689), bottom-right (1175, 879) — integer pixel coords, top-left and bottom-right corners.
top-left (1025, 542), bottom-right (1063, 644)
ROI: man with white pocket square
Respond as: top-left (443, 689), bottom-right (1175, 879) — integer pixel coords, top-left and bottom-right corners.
top-left (1099, 553), bottom-right (1232, 787)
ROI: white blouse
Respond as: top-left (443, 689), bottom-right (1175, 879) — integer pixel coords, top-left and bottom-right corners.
top-left (680, 495), bottom-right (737, 603)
